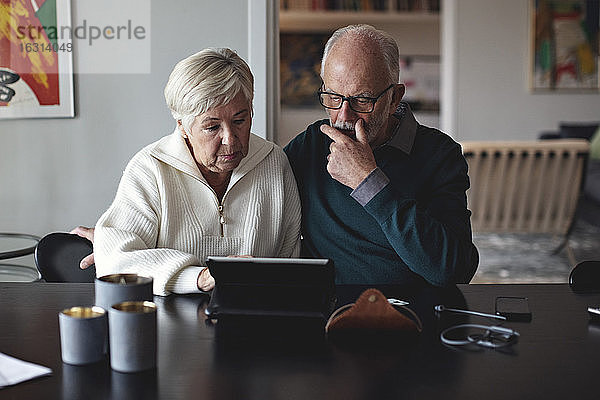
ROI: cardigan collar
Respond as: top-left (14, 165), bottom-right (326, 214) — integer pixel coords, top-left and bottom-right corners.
top-left (149, 129), bottom-right (274, 189)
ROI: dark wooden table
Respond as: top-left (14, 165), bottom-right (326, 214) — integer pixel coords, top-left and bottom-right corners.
top-left (1, 282), bottom-right (598, 399)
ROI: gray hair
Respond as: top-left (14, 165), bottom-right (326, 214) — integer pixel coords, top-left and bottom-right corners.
top-left (164, 48), bottom-right (254, 132)
top-left (320, 24), bottom-right (399, 85)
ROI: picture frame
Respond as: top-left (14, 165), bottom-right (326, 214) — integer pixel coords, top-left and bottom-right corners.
top-left (0, 0), bottom-right (74, 119)
top-left (280, 33), bottom-right (329, 108)
top-left (530, 0), bottom-right (599, 91)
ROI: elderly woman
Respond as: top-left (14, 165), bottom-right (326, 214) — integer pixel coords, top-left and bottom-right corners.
top-left (93, 48), bottom-right (301, 296)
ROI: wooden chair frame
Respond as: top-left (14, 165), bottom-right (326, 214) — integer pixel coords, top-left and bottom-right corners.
top-left (462, 140), bottom-right (590, 235)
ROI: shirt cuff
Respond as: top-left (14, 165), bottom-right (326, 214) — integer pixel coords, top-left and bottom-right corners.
top-left (165, 266), bottom-right (205, 294)
top-left (351, 168), bottom-right (390, 206)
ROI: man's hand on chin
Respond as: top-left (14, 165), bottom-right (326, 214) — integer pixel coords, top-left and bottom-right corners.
top-left (320, 119), bottom-right (377, 189)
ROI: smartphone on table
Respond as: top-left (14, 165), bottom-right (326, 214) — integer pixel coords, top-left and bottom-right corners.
top-left (495, 296), bottom-right (532, 322)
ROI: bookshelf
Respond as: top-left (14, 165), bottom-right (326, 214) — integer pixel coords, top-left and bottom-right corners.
top-left (280, 0), bottom-right (440, 12)
top-left (280, 0), bottom-right (440, 32)
top-left (280, 10), bottom-right (439, 32)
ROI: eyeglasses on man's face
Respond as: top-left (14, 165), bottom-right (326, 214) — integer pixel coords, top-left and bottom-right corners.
top-left (317, 84), bottom-right (394, 114)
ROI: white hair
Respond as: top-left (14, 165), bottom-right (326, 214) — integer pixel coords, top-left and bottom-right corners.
top-left (320, 24), bottom-right (399, 85)
top-left (164, 48), bottom-right (254, 132)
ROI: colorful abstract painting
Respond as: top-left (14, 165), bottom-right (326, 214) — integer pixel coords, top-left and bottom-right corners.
top-left (531, 0), bottom-right (599, 91)
top-left (0, 0), bottom-right (73, 118)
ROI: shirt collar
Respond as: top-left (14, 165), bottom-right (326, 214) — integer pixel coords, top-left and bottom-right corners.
top-left (382, 101), bottom-right (417, 154)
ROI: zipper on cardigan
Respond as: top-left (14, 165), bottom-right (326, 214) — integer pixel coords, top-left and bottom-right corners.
top-left (218, 204), bottom-right (225, 237)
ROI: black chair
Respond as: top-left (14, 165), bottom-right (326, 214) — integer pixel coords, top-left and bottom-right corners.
top-left (35, 232), bottom-right (96, 283)
top-left (569, 260), bottom-right (600, 293)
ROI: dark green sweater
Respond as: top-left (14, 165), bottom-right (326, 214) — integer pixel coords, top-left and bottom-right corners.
top-left (284, 105), bottom-right (478, 286)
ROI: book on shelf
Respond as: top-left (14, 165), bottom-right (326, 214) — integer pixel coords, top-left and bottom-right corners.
top-left (281, 0), bottom-right (439, 12)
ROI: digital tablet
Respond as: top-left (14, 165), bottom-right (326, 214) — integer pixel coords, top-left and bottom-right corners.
top-left (204, 257), bottom-right (336, 320)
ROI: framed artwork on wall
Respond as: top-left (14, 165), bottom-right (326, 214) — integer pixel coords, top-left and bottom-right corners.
top-left (0, 0), bottom-right (74, 119)
top-left (530, 0), bottom-right (599, 91)
top-left (280, 33), bottom-right (329, 108)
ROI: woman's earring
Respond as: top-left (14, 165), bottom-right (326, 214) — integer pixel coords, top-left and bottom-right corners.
top-left (178, 120), bottom-right (188, 139)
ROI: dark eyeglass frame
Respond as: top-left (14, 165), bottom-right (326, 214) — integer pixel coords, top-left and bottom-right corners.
top-left (317, 83), bottom-right (395, 114)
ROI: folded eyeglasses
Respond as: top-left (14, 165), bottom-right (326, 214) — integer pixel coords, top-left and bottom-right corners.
top-left (435, 305), bottom-right (520, 349)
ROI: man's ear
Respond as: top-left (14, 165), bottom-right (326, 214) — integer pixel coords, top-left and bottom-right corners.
top-left (389, 83), bottom-right (405, 114)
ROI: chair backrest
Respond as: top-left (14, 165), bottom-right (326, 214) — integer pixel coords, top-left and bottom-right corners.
top-left (35, 232), bottom-right (96, 283)
top-left (462, 140), bottom-right (590, 234)
top-left (569, 260), bottom-right (600, 293)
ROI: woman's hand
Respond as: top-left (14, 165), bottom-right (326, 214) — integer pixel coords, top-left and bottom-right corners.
top-left (197, 268), bottom-right (215, 291)
top-left (70, 226), bottom-right (95, 269)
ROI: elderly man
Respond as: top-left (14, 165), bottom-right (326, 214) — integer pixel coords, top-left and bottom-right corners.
top-left (283, 24), bottom-right (478, 286)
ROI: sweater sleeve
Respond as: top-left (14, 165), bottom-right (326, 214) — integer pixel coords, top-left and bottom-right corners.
top-left (94, 154), bottom-right (202, 296)
top-left (361, 141), bottom-right (478, 286)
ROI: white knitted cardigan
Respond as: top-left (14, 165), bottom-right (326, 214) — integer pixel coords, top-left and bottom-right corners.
top-left (94, 130), bottom-right (301, 296)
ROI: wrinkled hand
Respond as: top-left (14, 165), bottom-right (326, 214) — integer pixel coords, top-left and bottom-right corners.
top-left (198, 255), bottom-right (251, 291)
top-left (70, 226), bottom-right (95, 269)
top-left (197, 268), bottom-right (215, 291)
top-left (320, 119), bottom-right (377, 189)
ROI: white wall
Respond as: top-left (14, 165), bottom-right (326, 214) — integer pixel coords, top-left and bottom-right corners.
top-left (0, 1), bottom-right (251, 236)
top-left (445, 0), bottom-right (600, 141)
